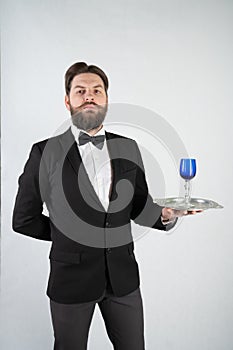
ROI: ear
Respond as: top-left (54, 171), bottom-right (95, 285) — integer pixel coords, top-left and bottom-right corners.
top-left (65, 95), bottom-right (71, 111)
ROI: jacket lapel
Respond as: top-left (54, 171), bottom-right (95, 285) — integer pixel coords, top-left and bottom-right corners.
top-left (105, 131), bottom-right (121, 203)
top-left (58, 128), bottom-right (107, 212)
top-left (105, 131), bottom-right (138, 206)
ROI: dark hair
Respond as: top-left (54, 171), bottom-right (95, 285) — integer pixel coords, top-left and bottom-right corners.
top-left (65, 62), bottom-right (109, 95)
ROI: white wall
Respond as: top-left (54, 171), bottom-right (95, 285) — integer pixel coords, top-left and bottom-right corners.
top-left (1, 0), bottom-right (233, 349)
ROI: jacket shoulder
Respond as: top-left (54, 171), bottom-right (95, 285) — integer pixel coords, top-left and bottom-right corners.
top-left (32, 129), bottom-right (71, 153)
top-left (106, 131), bottom-right (137, 144)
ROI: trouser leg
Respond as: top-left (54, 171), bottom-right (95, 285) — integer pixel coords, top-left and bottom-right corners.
top-left (98, 288), bottom-right (145, 350)
top-left (50, 299), bottom-right (96, 350)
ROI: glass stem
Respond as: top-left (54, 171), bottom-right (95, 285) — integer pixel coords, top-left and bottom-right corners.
top-left (184, 180), bottom-right (191, 205)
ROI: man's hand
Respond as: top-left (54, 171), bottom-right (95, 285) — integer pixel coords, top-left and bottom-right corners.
top-left (161, 207), bottom-right (203, 222)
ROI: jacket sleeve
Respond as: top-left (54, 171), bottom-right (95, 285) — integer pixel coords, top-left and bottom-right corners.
top-left (130, 142), bottom-right (177, 232)
top-left (12, 143), bottom-right (51, 241)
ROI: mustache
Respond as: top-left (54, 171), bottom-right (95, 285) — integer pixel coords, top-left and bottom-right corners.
top-left (79, 102), bottom-right (108, 110)
top-left (70, 101), bottom-right (108, 120)
top-left (80, 101), bottom-right (97, 108)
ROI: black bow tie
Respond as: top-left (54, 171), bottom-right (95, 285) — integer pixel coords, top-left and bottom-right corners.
top-left (78, 132), bottom-right (105, 150)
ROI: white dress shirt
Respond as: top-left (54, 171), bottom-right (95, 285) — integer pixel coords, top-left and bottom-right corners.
top-left (71, 125), bottom-right (112, 211)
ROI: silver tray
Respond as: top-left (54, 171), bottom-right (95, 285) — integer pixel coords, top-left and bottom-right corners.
top-left (154, 197), bottom-right (223, 211)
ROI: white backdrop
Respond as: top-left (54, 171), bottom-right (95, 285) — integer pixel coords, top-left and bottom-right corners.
top-left (1, 0), bottom-right (233, 349)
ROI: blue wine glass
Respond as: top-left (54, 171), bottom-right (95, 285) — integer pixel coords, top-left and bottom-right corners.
top-left (180, 159), bottom-right (196, 204)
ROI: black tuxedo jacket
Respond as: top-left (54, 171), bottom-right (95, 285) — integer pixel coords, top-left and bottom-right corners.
top-left (13, 127), bottom-right (176, 303)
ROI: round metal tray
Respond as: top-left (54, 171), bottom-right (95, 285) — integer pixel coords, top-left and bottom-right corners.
top-left (154, 197), bottom-right (223, 211)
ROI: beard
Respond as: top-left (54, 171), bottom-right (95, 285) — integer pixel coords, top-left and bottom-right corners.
top-left (70, 101), bottom-right (108, 131)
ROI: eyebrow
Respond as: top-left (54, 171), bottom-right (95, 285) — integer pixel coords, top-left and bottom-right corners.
top-left (73, 84), bottom-right (104, 89)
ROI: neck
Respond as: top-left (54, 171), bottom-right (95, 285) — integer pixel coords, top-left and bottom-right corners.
top-left (86, 124), bottom-right (103, 136)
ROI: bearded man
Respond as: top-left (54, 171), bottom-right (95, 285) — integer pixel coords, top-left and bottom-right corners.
top-left (13, 62), bottom-right (200, 350)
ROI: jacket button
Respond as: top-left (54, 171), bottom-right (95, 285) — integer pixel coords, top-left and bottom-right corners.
top-left (106, 222), bottom-right (111, 227)
top-left (106, 248), bottom-right (112, 254)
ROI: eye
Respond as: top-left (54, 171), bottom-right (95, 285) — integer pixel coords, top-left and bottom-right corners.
top-left (94, 89), bottom-right (101, 94)
top-left (75, 89), bottom-right (85, 95)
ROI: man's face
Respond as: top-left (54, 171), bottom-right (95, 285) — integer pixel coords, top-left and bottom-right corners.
top-left (65, 73), bottom-right (108, 131)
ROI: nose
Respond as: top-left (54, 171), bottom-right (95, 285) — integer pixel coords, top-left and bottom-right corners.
top-left (84, 91), bottom-right (94, 102)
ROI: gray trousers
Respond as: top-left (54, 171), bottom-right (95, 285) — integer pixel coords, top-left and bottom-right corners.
top-left (49, 286), bottom-right (145, 350)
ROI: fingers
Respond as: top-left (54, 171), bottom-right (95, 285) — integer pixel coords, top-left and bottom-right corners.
top-left (186, 210), bottom-right (203, 215)
top-left (167, 209), bottom-right (204, 217)
top-left (173, 209), bottom-right (188, 216)
top-left (162, 207), bottom-right (203, 220)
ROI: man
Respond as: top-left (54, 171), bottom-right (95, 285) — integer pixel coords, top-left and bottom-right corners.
top-left (12, 62), bottom-right (200, 350)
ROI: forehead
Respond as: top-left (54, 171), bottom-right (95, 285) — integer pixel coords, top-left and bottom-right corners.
top-left (71, 73), bottom-right (105, 88)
